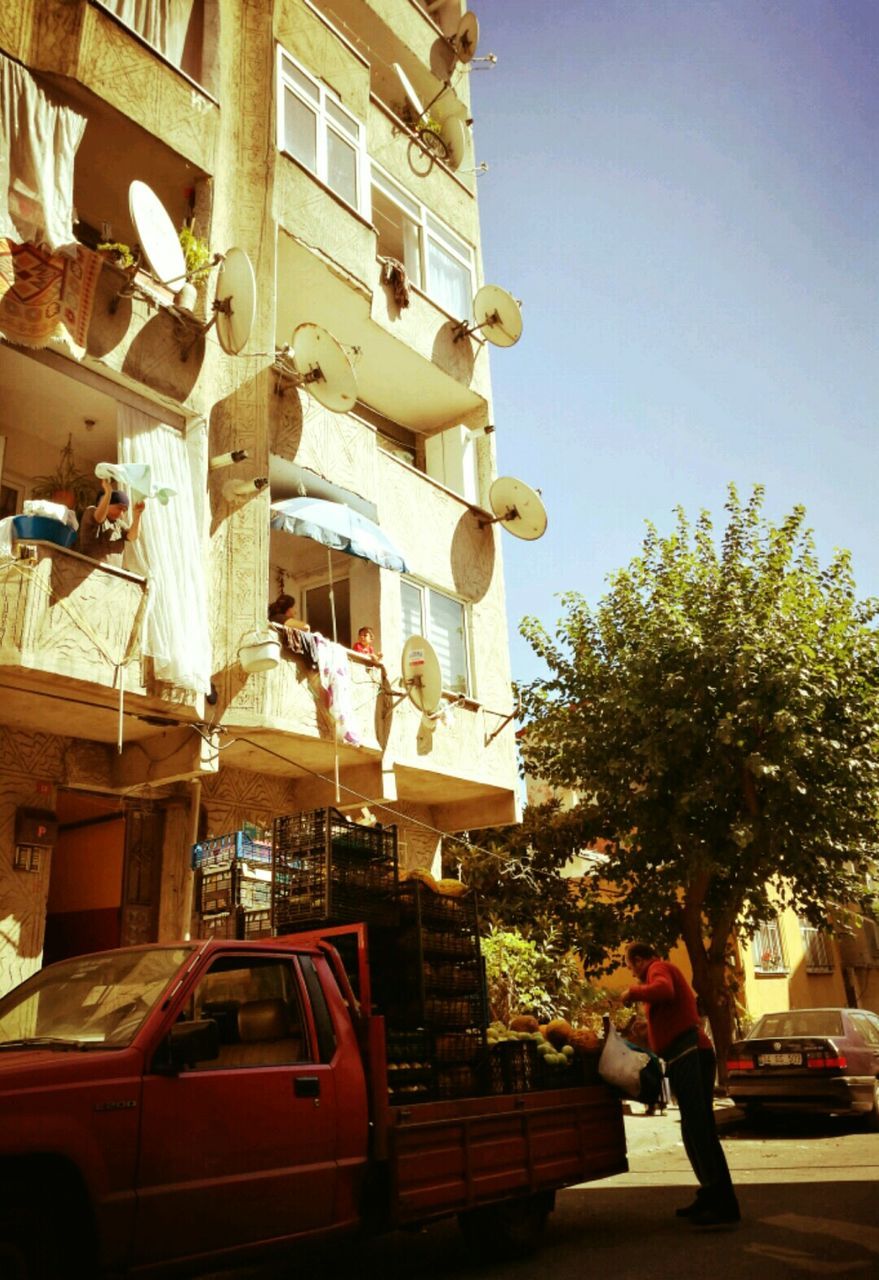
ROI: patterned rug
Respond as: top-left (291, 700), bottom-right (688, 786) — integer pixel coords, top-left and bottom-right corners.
top-left (0, 238), bottom-right (103, 352)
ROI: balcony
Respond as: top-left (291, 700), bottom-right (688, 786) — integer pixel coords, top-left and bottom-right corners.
top-left (0, 539), bottom-right (201, 728)
top-left (276, 228), bottom-right (487, 434)
top-left (25, 1), bottom-right (218, 173)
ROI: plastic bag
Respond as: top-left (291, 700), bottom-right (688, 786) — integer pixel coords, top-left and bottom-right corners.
top-left (598, 1019), bottom-right (664, 1104)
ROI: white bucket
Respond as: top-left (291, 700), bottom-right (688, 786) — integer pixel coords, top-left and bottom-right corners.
top-left (238, 628), bottom-right (281, 673)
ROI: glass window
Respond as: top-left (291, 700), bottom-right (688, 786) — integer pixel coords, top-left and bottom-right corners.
top-left (278, 48), bottom-right (365, 214)
top-left (401, 579), bottom-right (469, 696)
top-left (283, 87), bottom-right (317, 170)
top-left (188, 955), bottom-right (309, 1069)
top-left (799, 920), bottom-right (834, 972)
top-left (752, 919), bottom-right (787, 974)
top-left (305, 579), bottom-right (351, 646)
top-left (371, 168), bottom-right (474, 316)
top-left (401, 579), bottom-right (423, 640)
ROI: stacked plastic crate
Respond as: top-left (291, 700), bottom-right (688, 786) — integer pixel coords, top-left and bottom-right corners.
top-left (393, 880), bottom-right (488, 1099)
top-left (191, 831), bottom-right (273, 939)
top-left (271, 808), bottom-right (399, 933)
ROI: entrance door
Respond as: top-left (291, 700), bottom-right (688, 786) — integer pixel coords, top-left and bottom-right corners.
top-left (119, 808), bottom-right (164, 945)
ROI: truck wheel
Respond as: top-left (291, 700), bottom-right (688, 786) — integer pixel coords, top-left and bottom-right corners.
top-left (0, 1179), bottom-right (89, 1279)
top-left (458, 1191), bottom-right (554, 1259)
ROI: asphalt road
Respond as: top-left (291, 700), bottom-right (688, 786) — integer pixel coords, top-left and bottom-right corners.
top-left (198, 1102), bottom-right (879, 1280)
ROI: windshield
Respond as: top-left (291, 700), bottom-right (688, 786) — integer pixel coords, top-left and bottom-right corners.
top-left (750, 1010), bottom-right (844, 1039)
top-left (0, 947), bottom-right (194, 1049)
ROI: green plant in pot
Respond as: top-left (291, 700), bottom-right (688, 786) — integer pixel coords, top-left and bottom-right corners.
top-left (96, 241), bottom-right (138, 272)
top-left (30, 434), bottom-right (96, 512)
top-left (178, 222), bottom-right (213, 281)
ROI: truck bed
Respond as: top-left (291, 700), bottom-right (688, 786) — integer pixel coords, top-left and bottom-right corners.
top-left (387, 1082), bottom-right (627, 1225)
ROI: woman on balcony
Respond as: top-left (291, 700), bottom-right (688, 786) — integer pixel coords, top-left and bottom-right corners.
top-left (78, 477), bottom-right (144, 567)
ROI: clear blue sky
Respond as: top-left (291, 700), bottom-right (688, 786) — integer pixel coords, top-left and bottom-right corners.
top-left (469, 0), bottom-right (878, 687)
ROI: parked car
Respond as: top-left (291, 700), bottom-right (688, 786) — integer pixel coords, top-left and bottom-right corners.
top-left (726, 1007), bottom-right (879, 1126)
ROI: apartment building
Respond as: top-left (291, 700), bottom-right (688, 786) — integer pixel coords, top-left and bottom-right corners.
top-left (0, 0), bottom-right (522, 993)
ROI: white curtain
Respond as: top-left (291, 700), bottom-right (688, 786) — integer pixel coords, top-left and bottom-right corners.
top-left (102, 0), bottom-right (196, 66)
top-left (0, 52), bottom-right (86, 252)
top-left (118, 405), bottom-right (211, 694)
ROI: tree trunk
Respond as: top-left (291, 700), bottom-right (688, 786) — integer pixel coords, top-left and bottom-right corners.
top-left (683, 946), bottom-right (734, 1087)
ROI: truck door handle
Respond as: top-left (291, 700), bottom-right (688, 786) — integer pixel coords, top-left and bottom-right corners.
top-left (294, 1075), bottom-right (320, 1098)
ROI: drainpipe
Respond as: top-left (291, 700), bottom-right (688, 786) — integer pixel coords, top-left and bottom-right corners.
top-left (181, 778), bottom-right (202, 941)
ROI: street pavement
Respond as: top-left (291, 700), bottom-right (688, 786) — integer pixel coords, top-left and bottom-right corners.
top-left (197, 1101), bottom-right (879, 1280)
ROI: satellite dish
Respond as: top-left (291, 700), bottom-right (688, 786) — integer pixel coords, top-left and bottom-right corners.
top-left (289, 323), bottom-right (358, 413)
top-left (214, 248), bottom-right (256, 355)
top-left (128, 180), bottom-right (186, 289)
top-left (480, 476), bottom-right (548, 541)
top-left (452, 12), bottom-right (480, 64)
top-left (440, 115), bottom-right (467, 170)
top-left (454, 284), bottom-right (523, 348)
top-left (401, 635), bottom-right (443, 716)
top-left (393, 62), bottom-right (426, 122)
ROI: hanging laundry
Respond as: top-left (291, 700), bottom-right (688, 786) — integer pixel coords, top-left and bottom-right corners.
top-left (314, 634), bottom-right (361, 746)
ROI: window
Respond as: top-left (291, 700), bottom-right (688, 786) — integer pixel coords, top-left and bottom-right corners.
top-left (401, 578), bottom-right (469, 696)
top-left (278, 49), bottom-right (366, 214)
top-left (306, 579), bottom-right (351, 647)
top-left (187, 955), bottom-right (309, 1069)
top-left (372, 168), bottom-right (474, 318)
top-left (752, 919), bottom-right (787, 974)
top-left (799, 920), bottom-right (834, 973)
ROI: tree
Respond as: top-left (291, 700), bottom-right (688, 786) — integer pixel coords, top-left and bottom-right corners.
top-left (518, 486), bottom-right (879, 1071)
top-left (450, 802), bottom-right (619, 971)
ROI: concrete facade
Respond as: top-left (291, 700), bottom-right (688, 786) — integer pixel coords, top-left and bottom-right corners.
top-left (0, 0), bottom-right (521, 993)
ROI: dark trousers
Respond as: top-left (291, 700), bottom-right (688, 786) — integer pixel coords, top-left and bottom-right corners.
top-left (666, 1037), bottom-right (737, 1209)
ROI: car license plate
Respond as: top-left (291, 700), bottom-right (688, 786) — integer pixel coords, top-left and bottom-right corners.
top-left (758, 1052), bottom-right (802, 1066)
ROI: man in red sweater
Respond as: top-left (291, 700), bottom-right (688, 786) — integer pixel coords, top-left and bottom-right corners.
top-left (622, 942), bottom-right (740, 1227)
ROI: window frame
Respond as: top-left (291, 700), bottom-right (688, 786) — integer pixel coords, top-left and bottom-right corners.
top-left (401, 576), bottom-right (471, 698)
top-left (371, 165), bottom-right (475, 318)
top-left (798, 919), bottom-right (835, 974)
top-left (752, 918), bottom-right (788, 975)
top-left (277, 46), bottom-right (369, 217)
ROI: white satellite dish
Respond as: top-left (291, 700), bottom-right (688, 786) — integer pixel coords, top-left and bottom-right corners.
top-left (480, 476), bottom-right (548, 541)
top-left (440, 115), bottom-right (467, 170)
top-left (451, 12), bottom-right (479, 64)
top-left (288, 323), bottom-right (358, 413)
top-left (214, 248), bottom-right (256, 355)
top-left (128, 180), bottom-right (187, 289)
top-left (401, 635), bottom-right (443, 716)
top-left (454, 284), bottom-right (523, 348)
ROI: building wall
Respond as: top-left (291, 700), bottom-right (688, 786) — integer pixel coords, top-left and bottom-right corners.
top-left (0, 0), bottom-right (521, 989)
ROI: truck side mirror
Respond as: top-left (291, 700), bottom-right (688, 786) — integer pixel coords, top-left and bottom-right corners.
top-left (153, 1019), bottom-right (220, 1075)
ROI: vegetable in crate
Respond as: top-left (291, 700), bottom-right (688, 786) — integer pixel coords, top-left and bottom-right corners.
top-left (509, 1015), bottom-right (540, 1034)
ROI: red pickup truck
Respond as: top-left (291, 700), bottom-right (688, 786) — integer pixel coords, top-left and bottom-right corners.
top-left (0, 936), bottom-right (627, 1278)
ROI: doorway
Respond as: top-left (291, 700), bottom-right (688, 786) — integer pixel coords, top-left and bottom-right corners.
top-left (42, 791), bottom-right (165, 965)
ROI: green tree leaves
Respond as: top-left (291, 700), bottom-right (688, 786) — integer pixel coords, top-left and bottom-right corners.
top-left (517, 485), bottom-right (879, 1060)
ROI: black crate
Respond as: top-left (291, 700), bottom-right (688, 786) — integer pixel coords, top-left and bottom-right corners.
top-left (241, 908), bottom-right (273, 939)
top-left (433, 1028), bottom-right (485, 1064)
top-left (197, 866), bottom-right (239, 914)
top-left (398, 880), bottom-right (479, 933)
top-left (488, 1039), bottom-right (539, 1094)
top-left (197, 910), bottom-right (241, 940)
top-left (272, 808), bottom-right (398, 930)
top-left (537, 1051), bottom-right (581, 1089)
top-left (436, 1064), bottom-right (480, 1099)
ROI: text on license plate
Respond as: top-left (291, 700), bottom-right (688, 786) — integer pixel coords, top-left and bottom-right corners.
top-left (758, 1052), bottom-right (803, 1066)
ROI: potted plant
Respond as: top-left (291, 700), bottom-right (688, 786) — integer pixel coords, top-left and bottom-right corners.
top-left (178, 222), bottom-right (213, 281)
top-left (30, 434), bottom-right (96, 512)
top-left (96, 241), bottom-right (139, 273)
